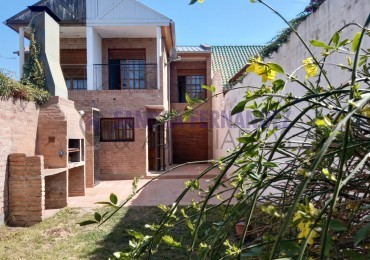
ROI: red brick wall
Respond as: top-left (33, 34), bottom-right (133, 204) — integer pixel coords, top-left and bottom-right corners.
top-left (169, 53), bottom-right (213, 162)
top-left (69, 89), bottom-right (164, 180)
top-left (60, 38), bottom-right (86, 50)
top-left (0, 99), bottom-right (39, 224)
top-left (8, 154), bottom-right (45, 226)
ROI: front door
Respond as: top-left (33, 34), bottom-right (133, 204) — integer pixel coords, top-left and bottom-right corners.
top-left (148, 119), bottom-right (165, 171)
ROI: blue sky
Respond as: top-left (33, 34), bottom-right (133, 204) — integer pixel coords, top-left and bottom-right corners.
top-left (0, 0), bottom-right (309, 77)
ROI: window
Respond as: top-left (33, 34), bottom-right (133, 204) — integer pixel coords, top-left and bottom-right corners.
top-left (66, 79), bottom-right (87, 90)
top-left (108, 49), bottom-right (146, 90)
top-left (100, 118), bottom-right (134, 142)
top-left (121, 59), bottom-right (145, 89)
top-left (178, 75), bottom-right (206, 102)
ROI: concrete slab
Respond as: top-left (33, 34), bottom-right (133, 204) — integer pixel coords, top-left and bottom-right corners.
top-left (68, 178), bottom-right (234, 208)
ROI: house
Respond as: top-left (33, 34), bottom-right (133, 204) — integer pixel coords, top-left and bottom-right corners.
top-left (4, 0), bottom-right (262, 187)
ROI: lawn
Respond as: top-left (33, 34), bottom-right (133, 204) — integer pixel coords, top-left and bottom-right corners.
top-left (0, 207), bottom-right (195, 260)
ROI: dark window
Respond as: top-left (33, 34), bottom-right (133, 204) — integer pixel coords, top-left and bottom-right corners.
top-left (178, 75), bottom-right (206, 102)
top-left (66, 79), bottom-right (87, 90)
top-left (108, 49), bottom-right (146, 90)
top-left (121, 59), bottom-right (145, 89)
top-left (100, 118), bottom-right (134, 142)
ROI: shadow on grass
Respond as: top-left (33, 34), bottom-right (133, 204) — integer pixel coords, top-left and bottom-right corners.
top-left (88, 206), bottom-right (190, 260)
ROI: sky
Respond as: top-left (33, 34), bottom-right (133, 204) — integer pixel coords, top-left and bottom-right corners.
top-left (0, 0), bottom-right (310, 77)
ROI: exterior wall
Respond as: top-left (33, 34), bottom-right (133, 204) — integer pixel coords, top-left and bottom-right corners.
top-left (86, 0), bottom-right (171, 26)
top-left (101, 38), bottom-right (157, 90)
top-left (212, 0), bottom-right (370, 159)
top-left (0, 99), bottom-right (39, 224)
top-left (169, 53), bottom-right (213, 162)
top-left (60, 38), bottom-right (86, 50)
top-left (69, 89), bottom-right (165, 179)
top-left (36, 97), bottom-right (85, 169)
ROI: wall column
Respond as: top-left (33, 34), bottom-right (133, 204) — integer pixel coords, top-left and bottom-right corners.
top-left (156, 26), bottom-right (162, 90)
top-left (19, 27), bottom-right (25, 79)
top-left (86, 27), bottom-right (94, 90)
top-left (87, 27), bottom-right (102, 90)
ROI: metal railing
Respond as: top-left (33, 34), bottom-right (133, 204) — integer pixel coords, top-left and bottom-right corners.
top-left (93, 63), bottom-right (157, 90)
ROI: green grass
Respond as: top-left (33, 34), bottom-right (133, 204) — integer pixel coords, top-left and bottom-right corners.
top-left (0, 206), bottom-right (220, 260)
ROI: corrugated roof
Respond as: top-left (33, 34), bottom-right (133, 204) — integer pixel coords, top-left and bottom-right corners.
top-left (176, 46), bottom-right (211, 53)
top-left (211, 45), bottom-right (264, 85)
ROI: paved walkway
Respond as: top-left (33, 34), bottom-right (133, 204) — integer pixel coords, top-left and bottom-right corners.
top-left (66, 164), bottom-right (233, 209)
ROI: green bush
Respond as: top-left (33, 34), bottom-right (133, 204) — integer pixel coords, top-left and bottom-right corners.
top-left (0, 71), bottom-right (50, 105)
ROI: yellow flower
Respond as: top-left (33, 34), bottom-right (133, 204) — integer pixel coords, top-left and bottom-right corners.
top-left (303, 57), bottom-right (319, 79)
top-left (294, 203), bottom-right (319, 245)
top-left (297, 221), bottom-right (317, 245)
top-left (198, 0), bottom-right (204, 2)
top-left (361, 104), bottom-right (370, 118)
top-left (246, 57), bottom-right (276, 83)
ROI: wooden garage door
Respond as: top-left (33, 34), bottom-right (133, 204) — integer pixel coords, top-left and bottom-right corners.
top-left (172, 123), bottom-right (208, 164)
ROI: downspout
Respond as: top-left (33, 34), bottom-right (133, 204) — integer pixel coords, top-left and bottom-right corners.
top-left (167, 20), bottom-right (177, 165)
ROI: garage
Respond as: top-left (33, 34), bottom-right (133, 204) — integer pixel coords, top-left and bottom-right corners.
top-left (172, 123), bottom-right (208, 164)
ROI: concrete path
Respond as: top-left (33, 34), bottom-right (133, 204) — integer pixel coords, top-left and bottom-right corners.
top-left (66, 164), bottom-right (234, 209)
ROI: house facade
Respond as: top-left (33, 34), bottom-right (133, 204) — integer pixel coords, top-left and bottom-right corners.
top-left (5, 0), bottom-right (262, 186)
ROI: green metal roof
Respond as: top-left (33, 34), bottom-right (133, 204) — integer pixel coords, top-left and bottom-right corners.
top-left (211, 45), bottom-right (264, 85)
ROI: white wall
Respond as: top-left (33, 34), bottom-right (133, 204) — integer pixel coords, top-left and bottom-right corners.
top-left (213, 0), bottom-right (370, 159)
top-left (87, 27), bottom-right (102, 90)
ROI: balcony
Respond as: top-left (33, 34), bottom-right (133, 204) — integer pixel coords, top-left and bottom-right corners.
top-left (62, 63), bottom-right (158, 91)
top-left (93, 63), bottom-right (157, 90)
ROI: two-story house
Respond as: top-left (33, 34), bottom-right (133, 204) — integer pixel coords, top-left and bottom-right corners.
top-left (5, 0), bottom-right (261, 186)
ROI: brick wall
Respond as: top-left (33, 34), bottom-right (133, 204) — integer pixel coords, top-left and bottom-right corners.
top-left (69, 90), bottom-right (164, 179)
top-left (45, 171), bottom-right (67, 209)
top-left (8, 154), bottom-right (45, 226)
top-left (36, 96), bottom-right (85, 167)
top-left (101, 38), bottom-right (157, 90)
top-left (60, 38), bottom-right (86, 50)
top-left (0, 99), bottom-right (39, 224)
top-left (68, 166), bottom-right (85, 196)
top-left (169, 53), bottom-right (213, 161)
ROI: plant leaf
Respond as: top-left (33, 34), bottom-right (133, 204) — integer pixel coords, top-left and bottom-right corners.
top-left (110, 193), bottom-right (118, 205)
top-left (352, 32), bottom-right (361, 52)
top-left (354, 222), bottom-right (370, 246)
top-left (329, 219), bottom-right (347, 232)
top-left (332, 31), bottom-right (340, 47)
top-left (94, 212), bottom-right (102, 222)
top-left (231, 100), bottom-right (247, 115)
top-left (202, 84), bottom-right (216, 93)
top-left (162, 235), bottom-right (182, 248)
top-left (262, 162), bottom-right (278, 168)
top-left (310, 40), bottom-right (334, 50)
top-left (267, 63), bottom-right (285, 74)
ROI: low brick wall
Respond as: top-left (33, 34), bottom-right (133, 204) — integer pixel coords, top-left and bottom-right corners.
top-left (0, 98), bottom-right (39, 224)
top-left (68, 167), bottom-right (85, 196)
top-left (45, 172), bottom-right (67, 209)
top-left (8, 154), bottom-right (45, 227)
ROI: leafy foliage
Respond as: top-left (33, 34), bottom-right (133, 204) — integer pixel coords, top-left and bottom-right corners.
top-left (0, 70), bottom-right (50, 105)
top-left (0, 27), bottom-right (49, 105)
top-left (21, 28), bottom-right (46, 89)
top-left (82, 0), bottom-right (370, 259)
top-left (259, 0), bottom-right (327, 58)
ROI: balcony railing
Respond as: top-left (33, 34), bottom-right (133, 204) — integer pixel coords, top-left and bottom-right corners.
top-left (61, 65), bottom-right (87, 90)
top-left (93, 63), bottom-right (157, 90)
